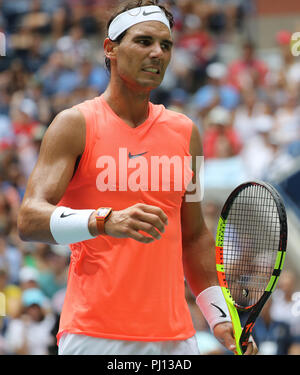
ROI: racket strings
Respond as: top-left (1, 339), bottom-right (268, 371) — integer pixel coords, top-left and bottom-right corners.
top-left (223, 185), bottom-right (280, 309)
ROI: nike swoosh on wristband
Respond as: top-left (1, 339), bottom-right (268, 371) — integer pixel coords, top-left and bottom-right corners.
top-left (143, 10), bottom-right (162, 16)
top-left (211, 303), bottom-right (227, 318)
top-left (60, 212), bottom-right (77, 218)
top-left (129, 152), bottom-right (148, 159)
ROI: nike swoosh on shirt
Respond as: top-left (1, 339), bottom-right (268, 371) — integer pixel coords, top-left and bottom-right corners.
top-left (211, 303), bottom-right (227, 318)
top-left (60, 212), bottom-right (77, 218)
top-left (129, 152), bottom-right (148, 159)
top-left (143, 10), bottom-right (162, 16)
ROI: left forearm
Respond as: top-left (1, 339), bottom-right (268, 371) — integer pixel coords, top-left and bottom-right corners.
top-left (182, 227), bottom-right (218, 297)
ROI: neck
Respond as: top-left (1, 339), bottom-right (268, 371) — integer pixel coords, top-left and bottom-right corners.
top-left (103, 75), bottom-right (152, 128)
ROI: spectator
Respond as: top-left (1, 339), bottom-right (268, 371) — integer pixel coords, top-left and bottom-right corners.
top-left (202, 106), bottom-right (247, 188)
top-left (266, 69), bottom-right (290, 109)
top-left (251, 298), bottom-right (292, 355)
top-left (6, 59), bottom-right (29, 95)
top-left (19, 266), bottom-right (40, 290)
top-left (0, 191), bottom-right (13, 237)
top-left (241, 114), bottom-right (277, 179)
top-left (37, 245), bottom-right (69, 299)
top-left (227, 40), bottom-right (269, 92)
top-left (176, 13), bottom-right (216, 89)
top-left (271, 269), bottom-right (300, 339)
top-left (201, 0), bottom-right (243, 37)
top-left (0, 267), bottom-right (22, 320)
top-left (273, 88), bottom-right (300, 147)
top-left (4, 287), bottom-right (55, 355)
top-left (9, 97), bottom-right (40, 179)
top-left (20, 0), bottom-right (51, 35)
top-left (167, 88), bottom-right (189, 114)
top-left (0, 235), bottom-right (22, 285)
top-left (56, 24), bottom-right (92, 66)
top-left (203, 106), bottom-right (242, 159)
top-left (11, 98), bottom-right (39, 137)
top-left (0, 114), bottom-right (14, 150)
top-left (76, 58), bottom-right (109, 94)
top-left (36, 50), bottom-right (78, 97)
top-left (24, 77), bottom-right (52, 124)
top-left (233, 88), bottom-right (264, 145)
top-left (275, 30), bottom-right (300, 91)
top-left (192, 62), bottom-right (240, 125)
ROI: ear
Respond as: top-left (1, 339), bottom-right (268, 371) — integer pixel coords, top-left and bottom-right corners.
top-left (104, 38), bottom-right (118, 62)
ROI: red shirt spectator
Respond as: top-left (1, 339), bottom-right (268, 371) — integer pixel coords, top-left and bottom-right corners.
top-left (203, 106), bottom-right (242, 159)
top-left (12, 98), bottom-right (39, 138)
top-left (177, 14), bottom-right (216, 66)
top-left (227, 41), bottom-right (268, 91)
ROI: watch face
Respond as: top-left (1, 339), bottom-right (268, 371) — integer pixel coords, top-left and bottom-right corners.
top-left (97, 208), bottom-right (111, 218)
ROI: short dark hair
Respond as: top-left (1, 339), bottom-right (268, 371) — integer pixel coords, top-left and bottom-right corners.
top-left (105, 0), bottom-right (174, 72)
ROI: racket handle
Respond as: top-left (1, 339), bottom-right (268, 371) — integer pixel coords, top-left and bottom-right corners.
top-left (240, 335), bottom-right (250, 354)
top-left (226, 302), bottom-right (243, 355)
top-left (239, 322), bottom-right (255, 354)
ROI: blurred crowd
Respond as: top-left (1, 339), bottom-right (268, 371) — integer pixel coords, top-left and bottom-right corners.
top-left (1, 0), bottom-right (300, 355)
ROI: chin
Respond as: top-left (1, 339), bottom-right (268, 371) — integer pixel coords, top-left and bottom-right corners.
top-left (138, 78), bottom-right (163, 90)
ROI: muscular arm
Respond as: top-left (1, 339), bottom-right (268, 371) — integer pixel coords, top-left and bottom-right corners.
top-left (18, 108), bottom-right (168, 245)
top-left (181, 123), bottom-right (217, 296)
top-left (181, 124), bottom-right (258, 355)
top-left (18, 108), bottom-right (86, 243)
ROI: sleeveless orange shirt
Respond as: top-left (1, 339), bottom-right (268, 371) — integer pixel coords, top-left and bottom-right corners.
top-left (57, 95), bottom-right (195, 342)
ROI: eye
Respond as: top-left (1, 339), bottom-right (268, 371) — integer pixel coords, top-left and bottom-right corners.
top-left (161, 43), bottom-right (171, 51)
top-left (137, 39), bottom-right (151, 46)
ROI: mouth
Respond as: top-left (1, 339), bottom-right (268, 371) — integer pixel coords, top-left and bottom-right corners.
top-left (142, 67), bottom-right (161, 75)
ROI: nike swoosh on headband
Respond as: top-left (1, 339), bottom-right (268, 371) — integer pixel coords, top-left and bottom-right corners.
top-left (143, 10), bottom-right (162, 16)
top-left (108, 6), bottom-right (171, 41)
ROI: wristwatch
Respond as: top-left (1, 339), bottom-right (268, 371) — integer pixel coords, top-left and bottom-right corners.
top-left (95, 207), bottom-right (112, 235)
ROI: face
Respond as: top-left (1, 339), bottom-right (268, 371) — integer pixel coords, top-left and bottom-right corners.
top-left (109, 21), bottom-right (173, 91)
top-left (26, 304), bottom-right (44, 321)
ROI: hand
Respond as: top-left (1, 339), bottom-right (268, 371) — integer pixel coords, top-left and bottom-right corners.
top-left (213, 322), bottom-right (258, 355)
top-left (89, 203), bottom-right (168, 244)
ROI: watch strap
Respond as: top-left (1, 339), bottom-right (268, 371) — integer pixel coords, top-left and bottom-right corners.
top-left (96, 208), bottom-right (112, 235)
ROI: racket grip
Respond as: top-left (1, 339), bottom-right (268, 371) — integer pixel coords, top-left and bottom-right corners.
top-left (241, 341), bottom-right (248, 354)
top-left (239, 322), bottom-right (255, 354)
top-left (226, 302), bottom-right (243, 355)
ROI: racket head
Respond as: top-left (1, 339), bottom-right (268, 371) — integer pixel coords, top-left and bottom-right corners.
top-left (216, 181), bottom-right (288, 312)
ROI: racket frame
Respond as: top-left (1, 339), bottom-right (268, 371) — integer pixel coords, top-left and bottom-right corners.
top-left (215, 181), bottom-right (288, 355)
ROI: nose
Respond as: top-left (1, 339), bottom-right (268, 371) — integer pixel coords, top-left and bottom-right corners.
top-left (149, 41), bottom-right (164, 59)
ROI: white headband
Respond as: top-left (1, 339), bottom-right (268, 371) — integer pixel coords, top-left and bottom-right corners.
top-left (108, 5), bottom-right (171, 41)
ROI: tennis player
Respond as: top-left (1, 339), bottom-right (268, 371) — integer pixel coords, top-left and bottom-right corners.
top-left (18, 0), bottom-right (257, 355)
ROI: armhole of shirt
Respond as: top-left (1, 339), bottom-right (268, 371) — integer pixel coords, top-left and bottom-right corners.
top-left (71, 100), bottom-right (97, 181)
top-left (181, 116), bottom-right (195, 188)
top-left (182, 116), bottom-right (194, 157)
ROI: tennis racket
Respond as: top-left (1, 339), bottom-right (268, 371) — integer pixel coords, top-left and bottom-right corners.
top-left (215, 181), bottom-right (288, 355)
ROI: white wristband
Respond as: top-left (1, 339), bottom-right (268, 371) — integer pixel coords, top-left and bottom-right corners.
top-left (50, 206), bottom-right (96, 245)
top-left (196, 286), bottom-right (231, 332)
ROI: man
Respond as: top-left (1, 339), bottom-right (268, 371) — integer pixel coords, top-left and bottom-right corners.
top-left (18, 0), bottom-right (257, 355)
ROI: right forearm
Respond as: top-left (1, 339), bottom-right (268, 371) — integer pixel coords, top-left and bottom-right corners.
top-left (18, 202), bottom-right (169, 246)
top-left (18, 201), bottom-right (98, 245)
top-left (18, 199), bottom-right (57, 244)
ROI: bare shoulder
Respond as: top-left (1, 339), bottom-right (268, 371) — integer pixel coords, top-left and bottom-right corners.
top-left (42, 107), bottom-right (86, 157)
top-left (22, 107), bottom-right (87, 205)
